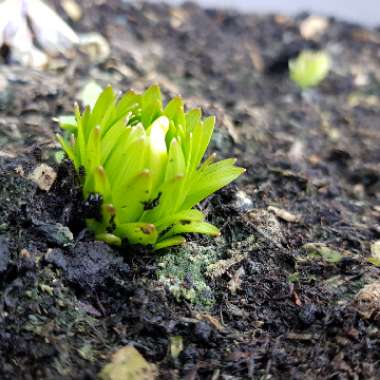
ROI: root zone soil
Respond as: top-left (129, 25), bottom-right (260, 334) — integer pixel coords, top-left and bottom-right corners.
top-left (0, 1), bottom-right (380, 379)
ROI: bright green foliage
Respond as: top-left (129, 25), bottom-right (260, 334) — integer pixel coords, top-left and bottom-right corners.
top-left (57, 85), bottom-right (245, 250)
top-left (289, 50), bottom-right (330, 89)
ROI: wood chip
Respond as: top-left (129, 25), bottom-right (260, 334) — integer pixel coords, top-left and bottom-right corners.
top-left (99, 346), bottom-right (157, 380)
top-left (228, 266), bottom-right (245, 294)
top-left (226, 302), bottom-right (248, 318)
top-left (28, 164), bottom-right (57, 191)
top-left (14, 165), bottom-right (25, 176)
top-left (206, 253), bottom-right (246, 279)
top-left (62, 0), bottom-right (82, 21)
top-left (355, 282), bottom-right (380, 319)
top-left (288, 140), bottom-right (305, 162)
top-left (20, 248), bottom-right (31, 258)
top-left (245, 41), bottom-right (264, 73)
top-left (356, 282), bottom-right (380, 304)
top-left (300, 16), bottom-right (329, 40)
top-left (194, 313), bottom-right (225, 332)
top-left (268, 206), bottom-right (301, 223)
top-left (78, 33), bottom-right (111, 63)
top-left (370, 241), bottom-right (380, 260)
top-left (287, 332), bottom-right (313, 341)
top-left (0, 151), bottom-right (16, 158)
top-left (169, 336), bottom-right (183, 359)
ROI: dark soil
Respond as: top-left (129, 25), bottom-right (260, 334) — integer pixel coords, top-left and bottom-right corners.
top-left (1, 1), bottom-right (380, 379)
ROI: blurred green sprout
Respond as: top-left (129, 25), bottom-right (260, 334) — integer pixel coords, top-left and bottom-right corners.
top-left (289, 50), bottom-right (330, 89)
top-left (57, 85), bottom-right (244, 250)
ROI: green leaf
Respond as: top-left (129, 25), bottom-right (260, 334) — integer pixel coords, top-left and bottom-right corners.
top-left (367, 257), bottom-right (380, 267)
top-left (189, 116), bottom-right (215, 172)
top-left (143, 85), bottom-right (162, 106)
top-left (101, 121), bottom-right (131, 165)
top-left (93, 166), bottom-right (112, 200)
top-left (96, 233), bottom-right (122, 246)
top-left (303, 243), bottom-right (343, 264)
top-left (109, 132), bottom-right (147, 189)
top-left (114, 90), bottom-right (141, 120)
top-left (56, 85), bottom-right (245, 250)
top-left (164, 97), bottom-right (183, 119)
top-left (182, 159), bottom-right (245, 209)
top-left (161, 221), bottom-right (220, 240)
top-left (89, 86), bottom-right (116, 133)
top-left (142, 172), bottom-right (185, 223)
top-left (289, 50), bottom-right (330, 89)
top-left (74, 110), bottom-right (86, 168)
top-left (141, 85), bottom-right (162, 126)
top-left (164, 96), bottom-right (186, 133)
top-left (156, 209), bottom-right (205, 232)
top-left (154, 236), bottom-right (186, 250)
top-left (165, 138), bottom-right (186, 181)
top-left (103, 123), bottom-right (145, 178)
top-left (85, 125), bottom-right (101, 173)
top-left (185, 108), bottom-right (202, 133)
top-left (146, 116), bottom-right (169, 189)
top-left (115, 222), bottom-right (158, 245)
top-left (141, 99), bottom-right (162, 127)
top-left (114, 169), bottom-right (152, 223)
top-left (162, 138), bottom-right (187, 213)
top-left (56, 134), bottom-right (77, 167)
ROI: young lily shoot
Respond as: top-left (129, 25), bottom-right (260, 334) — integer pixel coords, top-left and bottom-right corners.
top-left (289, 50), bottom-right (330, 89)
top-left (57, 85), bottom-right (245, 250)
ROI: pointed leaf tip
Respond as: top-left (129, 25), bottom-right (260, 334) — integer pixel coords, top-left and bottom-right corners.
top-left (96, 165), bottom-right (105, 177)
top-left (104, 203), bottom-right (116, 216)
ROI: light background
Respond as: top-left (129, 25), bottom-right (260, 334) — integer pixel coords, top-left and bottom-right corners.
top-left (154, 0), bottom-right (379, 26)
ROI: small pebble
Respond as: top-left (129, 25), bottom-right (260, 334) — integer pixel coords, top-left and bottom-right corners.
top-left (233, 190), bottom-right (253, 212)
top-left (28, 164), bottom-right (57, 191)
top-left (194, 321), bottom-right (212, 343)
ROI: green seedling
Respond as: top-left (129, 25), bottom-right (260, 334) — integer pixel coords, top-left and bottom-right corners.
top-left (289, 50), bottom-right (330, 89)
top-left (57, 85), bottom-right (245, 250)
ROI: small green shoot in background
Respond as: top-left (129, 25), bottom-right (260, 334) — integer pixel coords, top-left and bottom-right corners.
top-left (289, 50), bottom-right (330, 89)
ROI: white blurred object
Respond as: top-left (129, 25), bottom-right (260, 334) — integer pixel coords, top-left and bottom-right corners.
top-left (0, 0), bottom-right (107, 68)
top-left (0, 0), bottom-right (50, 67)
top-left (26, 0), bottom-right (80, 54)
top-left (300, 16), bottom-right (329, 40)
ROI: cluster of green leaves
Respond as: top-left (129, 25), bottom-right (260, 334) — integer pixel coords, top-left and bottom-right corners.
top-left (58, 85), bottom-right (244, 250)
top-left (289, 50), bottom-right (330, 89)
